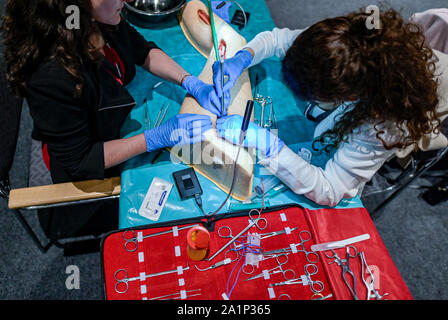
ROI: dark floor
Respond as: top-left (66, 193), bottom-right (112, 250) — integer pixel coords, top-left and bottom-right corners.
top-left (1, 0), bottom-right (447, 300)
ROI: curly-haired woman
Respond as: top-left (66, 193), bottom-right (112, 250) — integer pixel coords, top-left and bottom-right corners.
top-left (214, 8), bottom-right (448, 206)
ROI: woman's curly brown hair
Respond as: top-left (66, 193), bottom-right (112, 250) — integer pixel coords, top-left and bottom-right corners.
top-left (282, 8), bottom-right (440, 152)
top-left (2, 0), bottom-right (108, 97)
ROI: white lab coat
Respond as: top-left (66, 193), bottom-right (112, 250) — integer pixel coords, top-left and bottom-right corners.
top-left (244, 28), bottom-right (448, 206)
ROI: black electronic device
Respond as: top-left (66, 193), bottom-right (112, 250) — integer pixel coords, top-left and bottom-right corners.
top-left (173, 168), bottom-right (203, 200)
top-left (239, 100), bottom-right (254, 144)
top-left (231, 9), bottom-right (250, 30)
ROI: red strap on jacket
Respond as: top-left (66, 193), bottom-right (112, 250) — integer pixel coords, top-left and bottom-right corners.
top-left (41, 143), bottom-right (50, 171)
top-left (103, 43), bottom-right (125, 85)
top-left (41, 45), bottom-right (125, 174)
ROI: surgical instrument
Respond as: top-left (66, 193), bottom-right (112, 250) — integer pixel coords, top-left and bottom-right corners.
top-left (251, 175), bottom-right (281, 199)
top-left (206, 100), bottom-right (254, 216)
top-left (258, 227), bottom-right (299, 240)
top-left (144, 99), bottom-right (150, 130)
top-left (265, 97), bottom-right (277, 129)
top-left (150, 289), bottom-right (202, 300)
top-left (154, 103), bottom-right (169, 128)
top-left (206, 0), bottom-right (225, 115)
top-left (122, 224), bottom-right (200, 253)
top-left (270, 263), bottom-right (324, 294)
top-left (220, 60), bottom-right (225, 115)
top-left (252, 183), bottom-right (288, 200)
top-left (262, 230), bottom-right (320, 263)
top-left (260, 96), bottom-right (276, 129)
top-left (359, 251), bottom-right (390, 300)
top-left (253, 75), bottom-right (276, 129)
top-left (311, 293), bottom-right (333, 300)
top-left (311, 234), bottom-right (370, 252)
top-left (206, 208), bottom-right (267, 261)
top-left (114, 264), bottom-right (190, 294)
top-left (245, 253), bottom-right (295, 281)
top-left (207, 0), bottom-right (220, 68)
top-left (150, 102), bottom-right (170, 164)
top-left (325, 245), bottom-right (359, 300)
top-left (195, 250), bottom-right (239, 271)
top-left (259, 97), bottom-right (266, 128)
top-left (240, 252), bottom-right (291, 275)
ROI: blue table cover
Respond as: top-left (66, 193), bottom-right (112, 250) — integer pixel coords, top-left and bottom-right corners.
top-left (118, 0), bottom-right (363, 229)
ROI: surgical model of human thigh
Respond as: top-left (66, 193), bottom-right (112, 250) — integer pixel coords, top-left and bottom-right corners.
top-left (174, 0), bottom-right (254, 201)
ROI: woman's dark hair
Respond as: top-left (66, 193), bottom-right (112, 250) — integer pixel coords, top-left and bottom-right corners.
top-left (2, 0), bottom-right (108, 97)
top-left (282, 8), bottom-right (440, 151)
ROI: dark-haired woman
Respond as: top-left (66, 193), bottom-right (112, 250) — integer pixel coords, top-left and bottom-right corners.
top-left (2, 0), bottom-right (228, 184)
top-left (2, 0), bottom-right (223, 238)
top-left (213, 9), bottom-right (448, 206)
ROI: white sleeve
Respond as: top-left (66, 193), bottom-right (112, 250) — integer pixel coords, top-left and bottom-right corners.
top-left (244, 28), bottom-right (305, 66)
top-left (257, 126), bottom-right (397, 207)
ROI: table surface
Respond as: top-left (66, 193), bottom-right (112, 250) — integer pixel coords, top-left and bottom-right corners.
top-left (118, 0), bottom-right (364, 229)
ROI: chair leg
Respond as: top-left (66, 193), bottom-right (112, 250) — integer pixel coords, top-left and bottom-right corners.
top-left (370, 173), bottom-right (420, 217)
top-left (12, 209), bottom-right (53, 253)
top-left (371, 147), bottom-right (448, 218)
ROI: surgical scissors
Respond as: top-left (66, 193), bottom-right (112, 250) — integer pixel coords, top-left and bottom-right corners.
top-left (325, 245), bottom-right (359, 300)
top-left (245, 254), bottom-right (295, 281)
top-left (123, 224), bottom-right (200, 252)
top-left (114, 264), bottom-right (190, 294)
top-left (262, 230), bottom-right (320, 263)
top-left (206, 209), bottom-right (268, 261)
top-left (270, 263), bottom-right (324, 294)
top-left (359, 251), bottom-right (389, 300)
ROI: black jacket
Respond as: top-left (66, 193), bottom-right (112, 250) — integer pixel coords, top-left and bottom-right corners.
top-left (26, 20), bottom-right (158, 183)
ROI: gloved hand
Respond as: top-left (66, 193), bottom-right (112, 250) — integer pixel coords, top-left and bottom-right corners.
top-left (212, 49), bottom-right (253, 98)
top-left (182, 75), bottom-right (230, 116)
top-left (144, 114), bottom-right (212, 152)
top-left (215, 115), bottom-right (285, 157)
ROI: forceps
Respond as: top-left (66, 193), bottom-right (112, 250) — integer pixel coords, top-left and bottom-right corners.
top-left (195, 250), bottom-right (239, 271)
top-left (270, 263), bottom-right (324, 294)
top-left (245, 254), bottom-right (295, 281)
top-left (325, 245), bottom-right (359, 300)
top-left (206, 209), bottom-right (268, 261)
top-left (242, 252), bottom-right (290, 275)
top-left (359, 251), bottom-right (389, 300)
top-left (122, 224), bottom-right (199, 252)
top-left (265, 97), bottom-right (277, 129)
top-left (114, 264), bottom-right (189, 294)
top-left (262, 230), bottom-right (320, 263)
top-left (153, 103), bottom-right (169, 128)
top-left (258, 227), bottom-right (299, 240)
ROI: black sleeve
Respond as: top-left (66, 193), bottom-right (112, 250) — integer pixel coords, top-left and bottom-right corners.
top-left (123, 20), bottom-right (160, 66)
top-left (26, 62), bottom-right (105, 182)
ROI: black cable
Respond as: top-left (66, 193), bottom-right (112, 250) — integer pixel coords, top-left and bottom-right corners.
top-left (206, 100), bottom-right (254, 217)
top-left (205, 144), bottom-right (242, 216)
top-left (194, 193), bottom-right (207, 216)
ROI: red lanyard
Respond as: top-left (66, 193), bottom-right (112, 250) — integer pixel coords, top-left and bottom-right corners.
top-left (103, 43), bottom-right (125, 85)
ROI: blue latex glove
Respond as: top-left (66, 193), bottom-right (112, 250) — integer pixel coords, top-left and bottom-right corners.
top-left (182, 75), bottom-right (230, 116)
top-left (215, 115), bottom-right (285, 157)
top-left (212, 49), bottom-right (253, 97)
top-left (144, 114), bottom-right (212, 152)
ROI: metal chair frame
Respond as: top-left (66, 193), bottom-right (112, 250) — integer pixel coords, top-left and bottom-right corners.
top-left (363, 145), bottom-right (448, 217)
